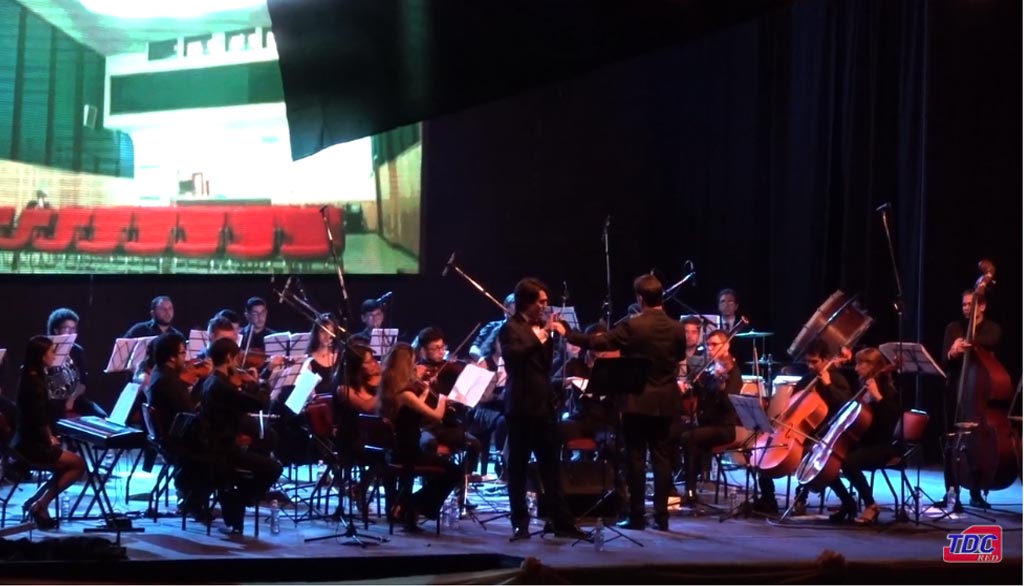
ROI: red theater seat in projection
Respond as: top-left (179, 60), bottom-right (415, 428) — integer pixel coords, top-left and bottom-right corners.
top-left (0, 206), bottom-right (14, 236)
top-left (77, 207), bottom-right (134, 254)
top-left (124, 207), bottom-right (179, 256)
top-left (0, 207), bottom-right (54, 250)
top-left (278, 207), bottom-right (330, 259)
top-left (33, 207), bottom-right (94, 252)
top-left (174, 206), bottom-right (226, 257)
top-left (225, 206), bottom-right (277, 259)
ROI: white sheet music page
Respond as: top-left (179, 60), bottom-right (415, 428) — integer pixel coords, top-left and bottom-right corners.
top-left (47, 334), bottom-right (77, 367)
top-left (448, 363), bottom-right (496, 409)
top-left (286, 367), bottom-right (322, 415)
top-left (129, 336), bottom-right (157, 371)
top-left (187, 330), bottom-right (209, 360)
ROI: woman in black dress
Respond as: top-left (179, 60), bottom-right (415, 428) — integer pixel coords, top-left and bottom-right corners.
top-left (13, 335), bottom-right (86, 529)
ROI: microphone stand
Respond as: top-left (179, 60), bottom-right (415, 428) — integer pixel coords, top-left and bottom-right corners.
top-left (602, 216), bottom-right (612, 328)
top-left (441, 253), bottom-right (508, 314)
top-left (877, 203), bottom-right (908, 521)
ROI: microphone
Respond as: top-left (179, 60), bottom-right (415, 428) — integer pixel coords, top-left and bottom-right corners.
top-left (684, 260), bottom-right (696, 287)
top-left (562, 280), bottom-right (570, 303)
top-left (875, 202), bottom-right (891, 213)
top-left (376, 291), bottom-right (393, 304)
top-left (278, 276), bottom-right (293, 303)
top-left (605, 215), bottom-right (611, 229)
top-left (441, 252), bottom-right (457, 277)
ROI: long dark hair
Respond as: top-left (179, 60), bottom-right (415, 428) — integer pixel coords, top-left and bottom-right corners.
top-left (23, 335), bottom-right (54, 375)
top-left (307, 314), bottom-right (338, 355)
top-left (377, 343), bottom-right (416, 420)
top-left (343, 344), bottom-right (374, 392)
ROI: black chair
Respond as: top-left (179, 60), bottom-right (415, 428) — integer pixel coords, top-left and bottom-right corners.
top-left (0, 411), bottom-right (58, 528)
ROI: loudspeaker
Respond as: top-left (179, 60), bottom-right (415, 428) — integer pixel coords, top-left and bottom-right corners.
top-left (530, 460), bottom-right (621, 519)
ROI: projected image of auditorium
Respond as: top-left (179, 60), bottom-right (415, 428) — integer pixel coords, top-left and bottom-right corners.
top-left (0, 0), bottom-right (422, 275)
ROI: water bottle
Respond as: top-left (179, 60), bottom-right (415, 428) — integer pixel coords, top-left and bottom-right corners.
top-left (270, 499), bottom-right (281, 535)
top-left (945, 487), bottom-right (957, 513)
top-left (60, 492), bottom-right (71, 521)
top-left (449, 496), bottom-right (461, 530)
top-left (593, 518), bottom-right (606, 552)
top-left (526, 491), bottom-right (538, 523)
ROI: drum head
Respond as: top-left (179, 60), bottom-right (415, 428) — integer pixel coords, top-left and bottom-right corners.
top-left (787, 290), bottom-right (873, 358)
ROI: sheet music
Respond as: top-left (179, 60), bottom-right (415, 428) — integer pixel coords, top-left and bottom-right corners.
top-left (553, 306), bottom-right (580, 331)
top-left (265, 332), bottom-right (311, 359)
top-left (286, 367), bottom-right (321, 415)
top-left (878, 342), bottom-right (947, 379)
top-left (187, 330), bottom-right (210, 360)
top-left (128, 336), bottom-right (157, 371)
top-left (448, 363), bottom-right (496, 409)
top-left (47, 333), bottom-right (77, 367)
top-left (565, 376), bottom-right (589, 391)
top-left (269, 361), bottom-right (305, 394)
top-left (109, 382), bottom-right (140, 426)
top-left (369, 328), bottom-right (400, 357)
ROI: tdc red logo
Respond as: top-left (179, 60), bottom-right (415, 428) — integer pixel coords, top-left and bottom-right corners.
top-left (943, 525), bottom-right (1002, 563)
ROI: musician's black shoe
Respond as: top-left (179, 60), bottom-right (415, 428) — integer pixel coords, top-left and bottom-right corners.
top-left (752, 497), bottom-right (779, 514)
top-left (968, 492), bottom-right (992, 509)
top-left (649, 516), bottom-right (669, 531)
top-left (510, 526), bottom-right (531, 541)
top-left (616, 517), bottom-right (646, 531)
top-left (552, 523), bottom-right (589, 540)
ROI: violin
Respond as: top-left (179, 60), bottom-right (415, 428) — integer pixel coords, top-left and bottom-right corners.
top-left (180, 358), bottom-right (213, 386)
top-left (229, 365), bottom-right (261, 388)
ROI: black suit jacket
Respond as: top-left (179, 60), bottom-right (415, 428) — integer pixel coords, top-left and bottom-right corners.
top-left (499, 314), bottom-right (557, 419)
top-left (566, 307), bottom-right (687, 418)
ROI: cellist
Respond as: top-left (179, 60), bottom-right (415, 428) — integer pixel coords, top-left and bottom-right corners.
top-left (824, 347), bottom-right (900, 524)
top-left (939, 289), bottom-right (1002, 509)
top-left (758, 339), bottom-right (852, 515)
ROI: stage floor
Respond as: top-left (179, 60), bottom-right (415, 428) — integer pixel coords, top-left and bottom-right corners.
top-left (1, 461), bottom-right (1020, 584)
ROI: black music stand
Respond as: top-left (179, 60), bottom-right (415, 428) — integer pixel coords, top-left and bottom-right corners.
top-left (569, 357), bottom-right (648, 548)
top-left (718, 395), bottom-right (775, 522)
top-left (877, 342), bottom-right (959, 522)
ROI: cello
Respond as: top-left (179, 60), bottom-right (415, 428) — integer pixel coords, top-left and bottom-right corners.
top-left (794, 362), bottom-right (895, 492)
top-left (752, 347), bottom-right (852, 479)
top-left (951, 260), bottom-right (1016, 492)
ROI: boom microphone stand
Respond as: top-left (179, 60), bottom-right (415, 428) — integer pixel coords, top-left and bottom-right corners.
top-left (601, 216), bottom-right (612, 328)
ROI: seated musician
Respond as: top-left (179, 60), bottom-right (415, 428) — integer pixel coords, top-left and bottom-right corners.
top-left (332, 343), bottom-right (381, 516)
top-left (145, 333), bottom-right (197, 443)
top-left (468, 324), bottom-right (509, 479)
top-left (377, 343), bottom-right (461, 532)
top-left (677, 329), bottom-right (743, 506)
top-left (469, 293), bottom-right (514, 362)
top-left (199, 338), bottom-right (284, 534)
top-left (44, 308), bottom-right (107, 423)
top-left (825, 347), bottom-right (900, 524)
top-left (240, 296), bottom-right (278, 352)
top-left (269, 314), bottom-right (339, 465)
top-left (13, 335), bottom-right (86, 530)
top-left (414, 327), bottom-right (482, 505)
top-left (124, 295), bottom-right (184, 338)
top-left (760, 339), bottom-right (853, 514)
top-left (670, 316), bottom-right (705, 488)
top-left (557, 323), bottom-right (621, 456)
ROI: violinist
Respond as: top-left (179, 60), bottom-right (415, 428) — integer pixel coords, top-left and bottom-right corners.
top-left (377, 342), bottom-right (461, 533)
top-left (198, 337), bottom-right (283, 534)
top-left (565, 274), bottom-right (687, 532)
top-left (414, 327), bottom-right (482, 506)
top-left (558, 323), bottom-right (620, 455)
top-left (824, 347), bottom-right (899, 524)
top-left (677, 329), bottom-right (743, 511)
top-left (467, 322), bottom-right (509, 478)
top-left (239, 296), bottom-right (278, 352)
top-left (940, 289), bottom-right (1002, 509)
top-left (180, 316), bottom-right (233, 395)
top-left (470, 293), bottom-right (514, 362)
top-left (144, 332), bottom-right (196, 443)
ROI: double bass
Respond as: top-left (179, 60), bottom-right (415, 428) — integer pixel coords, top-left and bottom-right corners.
top-left (951, 260), bottom-right (1016, 492)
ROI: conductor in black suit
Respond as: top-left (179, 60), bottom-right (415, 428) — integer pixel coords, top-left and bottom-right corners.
top-left (566, 274), bottom-right (687, 531)
top-left (499, 277), bottom-right (586, 540)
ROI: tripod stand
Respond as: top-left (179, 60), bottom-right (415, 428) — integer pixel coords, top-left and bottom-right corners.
top-left (568, 357), bottom-right (648, 548)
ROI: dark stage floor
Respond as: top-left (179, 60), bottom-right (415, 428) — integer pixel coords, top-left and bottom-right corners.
top-left (1, 460), bottom-right (1020, 584)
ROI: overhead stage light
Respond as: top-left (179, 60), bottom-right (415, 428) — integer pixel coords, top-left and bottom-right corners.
top-left (79, 0), bottom-right (266, 19)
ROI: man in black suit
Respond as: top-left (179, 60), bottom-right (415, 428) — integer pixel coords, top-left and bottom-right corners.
top-left (566, 274), bottom-right (686, 531)
top-left (500, 277), bottom-right (586, 540)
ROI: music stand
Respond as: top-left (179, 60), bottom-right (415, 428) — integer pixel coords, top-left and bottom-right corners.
top-left (718, 396), bottom-right (775, 522)
top-left (878, 342), bottom-right (955, 521)
top-left (186, 330), bottom-right (209, 360)
top-left (569, 357), bottom-right (649, 548)
top-left (368, 328), bottom-right (399, 358)
top-left (47, 334), bottom-right (77, 367)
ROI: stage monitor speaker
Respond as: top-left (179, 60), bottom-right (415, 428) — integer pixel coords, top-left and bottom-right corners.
top-left (530, 459), bottom-right (621, 519)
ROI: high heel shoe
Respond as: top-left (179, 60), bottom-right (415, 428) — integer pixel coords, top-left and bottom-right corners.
top-left (24, 505), bottom-right (59, 530)
top-left (828, 502), bottom-right (856, 524)
top-left (855, 503), bottom-right (880, 525)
